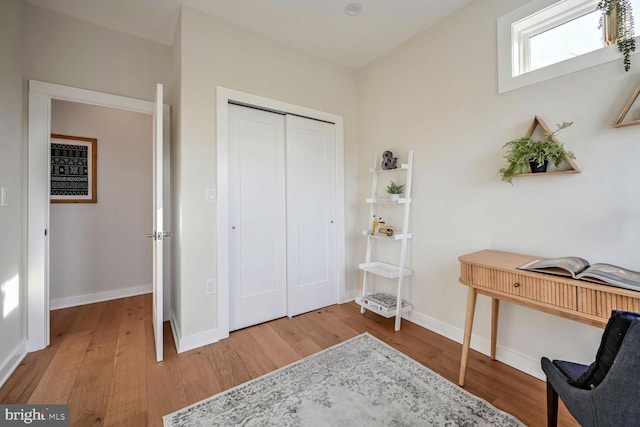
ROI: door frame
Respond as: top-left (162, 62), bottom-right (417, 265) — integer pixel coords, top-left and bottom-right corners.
top-left (216, 87), bottom-right (346, 336)
top-left (27, 80), bottom-right (171, 351)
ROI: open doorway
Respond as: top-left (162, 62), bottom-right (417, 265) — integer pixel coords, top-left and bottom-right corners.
top-left (27, 80), bottom-right (171, 353)
top-left (49, 100), bottom-right (153, 309)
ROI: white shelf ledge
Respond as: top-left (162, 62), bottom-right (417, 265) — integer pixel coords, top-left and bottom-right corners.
top-left (369, 164), bottom-right (409, 173)
top-left (365, 197), bottom-right (412, 204)
top-left (361, 230), bottom-right (412, 240)
top-left (358, 261), bottom-right (413, 279)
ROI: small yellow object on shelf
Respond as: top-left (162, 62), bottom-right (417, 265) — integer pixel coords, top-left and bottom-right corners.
top-left (378, 224), bottom-right (394, 237)
top-left (371, 216), bottom-right (380, 235)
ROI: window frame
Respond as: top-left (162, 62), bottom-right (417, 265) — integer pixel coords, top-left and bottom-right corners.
top-left (515, 0), bottom-right (600, 74)
top-left (497, 0), bottom-right (639, 93)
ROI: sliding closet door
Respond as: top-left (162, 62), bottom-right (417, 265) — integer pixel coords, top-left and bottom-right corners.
top-left (228, 104), bottom-right (338, 329)
top-left (286, 115), bottom-right (337, 316)
top-left (228, 104), bottom-right (287, 331)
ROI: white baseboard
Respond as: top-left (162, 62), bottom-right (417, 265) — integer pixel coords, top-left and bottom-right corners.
top-left (169, 313), bottom-right (181, 353)
top-left (167, 297), bottom-right (542, 379)
top-left (405, 309), bottom-right (545, 381)
top-left (50, 284), bottom-right (152, 310)
top-left (0, 340), bottom-right (27, 389)
top-left (344, 298), bottom-right (544, 380)
top-left (170, 312), bottom-right (228, 354)
top-left (343, 290), bottom-right (360, 303)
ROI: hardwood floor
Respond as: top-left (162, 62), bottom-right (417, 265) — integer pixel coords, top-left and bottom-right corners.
top-left (0, 294), bottom-right (579, 426)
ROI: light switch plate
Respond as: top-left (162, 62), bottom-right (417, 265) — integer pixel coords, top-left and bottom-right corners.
top-left (206, 189), bottom-right (216, 203)
top-left (0, 187), bottom-right (7, 207)
top-left (206, 278), bottom-right (216, 294)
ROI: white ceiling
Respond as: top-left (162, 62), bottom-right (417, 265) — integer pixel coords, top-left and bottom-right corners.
top-left (24, 0), bottom-right (473, 69)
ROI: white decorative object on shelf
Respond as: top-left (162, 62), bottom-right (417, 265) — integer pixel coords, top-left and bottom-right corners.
top-left (357, 150), bottom-right (413, 331)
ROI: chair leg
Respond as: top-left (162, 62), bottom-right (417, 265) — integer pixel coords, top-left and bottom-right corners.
top-left (546, 380), bottom-right (558, 427)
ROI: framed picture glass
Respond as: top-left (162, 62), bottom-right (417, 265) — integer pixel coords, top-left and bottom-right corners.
top-left (50, 134), bottom-right (97, 203)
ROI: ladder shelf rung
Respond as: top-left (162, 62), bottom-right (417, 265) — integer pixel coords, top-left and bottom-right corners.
top-left (359, 262), bottom-right (413, 278)
top-left (361, 230), bottom-right (413, 240)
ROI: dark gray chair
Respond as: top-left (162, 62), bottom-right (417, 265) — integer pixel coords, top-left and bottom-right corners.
top-left (541, 312), bottom-right (640, 427)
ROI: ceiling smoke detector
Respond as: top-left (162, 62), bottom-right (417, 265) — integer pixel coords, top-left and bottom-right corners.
top-left (344, 3), bottom-right (363, 16)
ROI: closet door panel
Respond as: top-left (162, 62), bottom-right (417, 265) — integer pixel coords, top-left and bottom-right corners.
top-left (229, 104), bottom-right (286, 331)
top-left (286, 115), bottom-right (337, 316)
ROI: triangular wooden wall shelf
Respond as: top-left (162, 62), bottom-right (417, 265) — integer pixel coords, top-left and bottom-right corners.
top-left (614, 82), bottom-right (640, 128)
top-left (519, 115), bottom-right (581, 176)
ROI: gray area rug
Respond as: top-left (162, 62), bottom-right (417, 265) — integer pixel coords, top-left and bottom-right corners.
top-left (163, 333), bottom-right (524, 426)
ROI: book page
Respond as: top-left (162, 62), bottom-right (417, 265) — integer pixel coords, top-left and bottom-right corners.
top-left (578, 263), bottom-right (640, 290)
top-left (518, 256), bottom-right (590, 277)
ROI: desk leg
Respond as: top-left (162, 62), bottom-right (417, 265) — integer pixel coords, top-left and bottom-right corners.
top-left (491, 298), bottom-right (499, 360)
top-left (458, 287), bottom-right (477, 387)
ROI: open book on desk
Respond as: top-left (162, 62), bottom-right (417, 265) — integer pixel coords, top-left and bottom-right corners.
top-left (518, 256), bottom-right (640, 292)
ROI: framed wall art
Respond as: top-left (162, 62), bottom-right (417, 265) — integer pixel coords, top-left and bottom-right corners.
top-left (50, 134), bottom-right (98, 203)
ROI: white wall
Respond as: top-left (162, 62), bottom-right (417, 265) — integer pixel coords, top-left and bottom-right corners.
top-left (23, 3), bottom-right (172, 103)
top-left (0, 0), bottom-right (26, 386)
top-left (357, 0), bottom-right (640, 378)
top-left (173, 6), bottom-right (360, 340)
top-left (170, 13), bottom-right (183, 338)
top-left (21, 1), bottom-right (174, 332)
top-left (17, 0), bottom-right (639, 382)
top-left (49, 100), bottom-right (152, 307)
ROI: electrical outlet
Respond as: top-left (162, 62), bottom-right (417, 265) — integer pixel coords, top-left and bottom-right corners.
top-left (206, 278), bottom-right (216, 295)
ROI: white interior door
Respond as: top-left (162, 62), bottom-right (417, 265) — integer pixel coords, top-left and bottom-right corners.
top-left (286, 115), bottom-right (337, 316)
top-left (151, 83), bottom-right (163, 362)
top-left (28, 81), bottom-right (171, 353)
top-left (229, 104), bottom-right (287, 331)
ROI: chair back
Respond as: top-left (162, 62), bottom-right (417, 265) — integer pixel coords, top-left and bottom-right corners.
top-left (591, 320), bottom-right (640, 424)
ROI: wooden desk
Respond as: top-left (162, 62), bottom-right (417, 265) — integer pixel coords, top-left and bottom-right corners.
top-left (457, 249), bottom-right (640, 386)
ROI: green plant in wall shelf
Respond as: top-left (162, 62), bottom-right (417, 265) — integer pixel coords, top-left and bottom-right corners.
top-left (499, 122), bottom-right (575, 184)
top-left (386, 181), bottom-right (405, 194)
top-left (598, 0), bottom-right (636, 71)
top-left (386, 181), bottom-right (405, 201)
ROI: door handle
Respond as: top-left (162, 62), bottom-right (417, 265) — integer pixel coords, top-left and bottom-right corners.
top-left (146, 231), bottom-right (172, 240)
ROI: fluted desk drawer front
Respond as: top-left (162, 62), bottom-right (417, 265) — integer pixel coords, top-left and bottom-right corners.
top-left (470, 266), bottom-right (577, 310)
top-left (578, 288), bottom-right (640, 319)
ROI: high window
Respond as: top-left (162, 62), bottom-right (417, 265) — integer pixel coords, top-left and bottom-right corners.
top-left (498, 0), bottom-right (640, 93)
